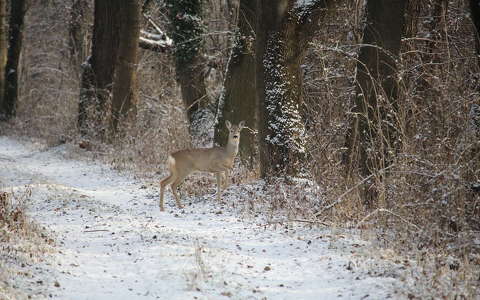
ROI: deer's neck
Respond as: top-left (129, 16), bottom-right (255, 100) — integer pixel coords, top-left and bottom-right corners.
top-left (225, 140), bottom-right (240, 157)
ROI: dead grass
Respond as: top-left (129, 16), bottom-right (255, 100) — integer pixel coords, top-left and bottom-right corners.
top-left (6, 0), bottom-right (480, 298)
top-left (0, 190), bottom-right (54, 300)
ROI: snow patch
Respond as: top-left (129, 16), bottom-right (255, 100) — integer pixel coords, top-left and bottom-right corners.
top-left (0, 136), bottom-right (410, 299)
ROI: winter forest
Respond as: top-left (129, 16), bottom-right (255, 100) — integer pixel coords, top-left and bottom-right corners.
top-left (1, 0), bottom-right (480, 299)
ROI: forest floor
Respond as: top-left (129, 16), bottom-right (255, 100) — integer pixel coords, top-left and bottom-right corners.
top-left (0, 136), bottom-right (415, 300)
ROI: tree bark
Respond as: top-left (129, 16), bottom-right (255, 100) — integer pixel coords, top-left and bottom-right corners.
top-left (110, 0), bottom-right (141, 136)
top-left (425, 0), bottom-right (448, 65)
top-left (166, 0), bottom-right (208, 129)
top-left (1, 0), bottom-right (26, 121)
top-left (471, 0), bottom-right (480, 66)
top-left (214, 0), bottom-right (256, 163)
top-left (256, 0), bottom-right (328, 178)
top-left (468, 1), bottom-right (480, 211)
top-left (0, 0), bottom-right (7, 112)
top-left (78, 0), bottom-right (121, 137)
top-left (344, 0), bottom-right (406, 207)
top-left (69, 0), bottom-right (91, 71)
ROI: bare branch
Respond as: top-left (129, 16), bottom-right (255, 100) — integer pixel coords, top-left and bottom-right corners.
top-left (139, 37), bottom-right (170, 52)
top-left (139, 14), bottom-right (173, 53)
top-left (141, 30), bottom-right (164, 40)
top-left (143, 13), bottom-right (167, 36)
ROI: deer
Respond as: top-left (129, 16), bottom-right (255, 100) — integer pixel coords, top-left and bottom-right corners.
top-left (159, 120), bottom-right (246, 211)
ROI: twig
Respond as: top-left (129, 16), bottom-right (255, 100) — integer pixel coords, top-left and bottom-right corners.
top-left (355, 208), bottom-right (421, 231)
top-left (143, 13), bottom-right (164, 35)
top-left (84, 229), bottom-right (109, 233)
top-left (291, 219), bottom-right (330, 226)
top-left (244, 126), bottom-right (257, 135)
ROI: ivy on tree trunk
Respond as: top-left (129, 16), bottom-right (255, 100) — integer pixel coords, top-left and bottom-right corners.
top-left (256, 0), bottom-right (329, 178)
top-left (166, 0), bottom-right (208, 131)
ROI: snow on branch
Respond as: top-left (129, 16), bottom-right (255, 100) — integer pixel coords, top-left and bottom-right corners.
top-left (139, 15), bottom-right (173, 52)
top-left (139, 36), bottom-right (171, 52)
top-left (293, 0), bottom-right (329, 24)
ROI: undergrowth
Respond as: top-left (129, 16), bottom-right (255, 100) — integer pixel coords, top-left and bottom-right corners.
top-left (0, 190), bottom-right (54, 300)
top-left (4, 0), bottom-right (480, 298)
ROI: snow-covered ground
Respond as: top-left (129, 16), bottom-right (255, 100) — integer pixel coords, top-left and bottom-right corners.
top-left (0, 136), bottom-right (407, 299)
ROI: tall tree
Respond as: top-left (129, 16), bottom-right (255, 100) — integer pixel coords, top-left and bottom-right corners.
top-left (256, 0), bottom-right (329, 178)
top-left (1, 0), bottom-right (26, 120)
top-left (110, 0), bottom-right (141, 136)
top-left (166, 0), bottom-right (208, 131)
top-left (471, 0), bottom-right (480, 66)
top-left (424, 0), bottom-right (448, 65)
top-left (78, 0), bottom-right (121, 136)
top-left (215, 0), bottom-right (256, 162)
top-left (468, 1), bottom-right (480, 193)
top-left (0, 0), bottom-right (7, 111)
top-left (69, 0), bottom-right (91, 70)
top-left (344, 0), bottom-right (406, 206)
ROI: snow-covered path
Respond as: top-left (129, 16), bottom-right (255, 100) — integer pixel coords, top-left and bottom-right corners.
top-left (0, 136), bottom-right (402, 299)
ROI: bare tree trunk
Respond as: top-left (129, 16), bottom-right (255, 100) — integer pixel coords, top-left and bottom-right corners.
top-left (110, 0), bottom-right (141, 137)
top-left (69, 0), bottom-right (91, 71)
top-left (78, 0), bottom-right (121, 137)
top-left (425, 0), bottom-right (448, 65)
top-left (471, 0), bottom-right (480, 66)
top-left (166, 0), bottom-right (208, 130)
top-left (0, 0), bottom-right (7, 110)
top-left (215, 0), bottom-right (256, 163)
top-left (467, 1), bottom-right (480, 218)
top-left (344, 0), bottom-right (406, 207)
top-left (404, 0), bottom-right (421, 38)
top-left (256, 0), bottom-right (329, 178)
top-left (1, 0), bottom-right (26, 121)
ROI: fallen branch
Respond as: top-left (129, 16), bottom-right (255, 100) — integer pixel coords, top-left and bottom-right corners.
top-left (139, 14), bottom-right (173, 52)
top-left (139, 36), bottom-right (170, 52)
top-left (141, 30), bottom-right (165, 40)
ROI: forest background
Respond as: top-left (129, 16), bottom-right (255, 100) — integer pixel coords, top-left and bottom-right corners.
top-left (1, 0), bottom-right (479, 298)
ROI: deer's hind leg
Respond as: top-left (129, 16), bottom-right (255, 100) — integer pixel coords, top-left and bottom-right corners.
top-left (171, 173), bottom-right (188, 209)
top-left (160, 173), bottom-right (175, 211)
top-left (215, 171), bottom-right (227, 201)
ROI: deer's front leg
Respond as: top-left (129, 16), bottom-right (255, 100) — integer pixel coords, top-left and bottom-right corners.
top-left (222, 169), bottom-right (230, 189)
top-left (215, 172), bottom-right (225, 201)
top-left (217, 164), bottom-right (232, 190)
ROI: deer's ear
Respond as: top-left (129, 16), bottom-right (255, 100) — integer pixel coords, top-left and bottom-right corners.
top-left (225, 120), bottom-right (232, 129)
top-left (238, 120), bottom-right (246, 128)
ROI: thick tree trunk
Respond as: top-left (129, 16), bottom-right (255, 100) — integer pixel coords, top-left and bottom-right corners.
top-left (344, 0), bottom-right (405, 207)
top-left (215, 0), bottom-right (256, 163)
top-left (256, 0), bottom-right (327, 178)
top-left (78, 0), bottom-right (121, 137)
top-left (425, 0), bottom-right (448, 65)
top-left (471, 0), bottom-right (480, 66)
top-left (0, 0), bottom-right (7, 111)
top-left (1, 0), bottom-right (26, 121)
top-left (468, 1), bottom-right (480, 210)
top-left (110, 0), bottom-right (141, 136)
top-left (166, 0), bottom-right (208, 130)
top-left (69, 0), bottom-right (91, 70)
